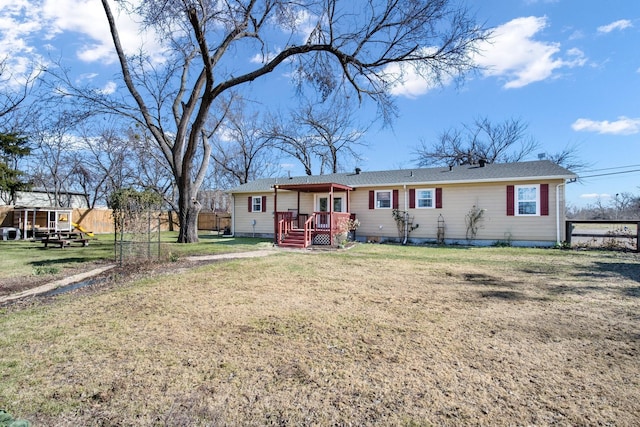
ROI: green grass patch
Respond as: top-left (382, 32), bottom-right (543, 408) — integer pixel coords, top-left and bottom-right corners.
top-left (0, 244), bottom-right (638, 425)
top-left (0, 233), bottom-right (272, 280)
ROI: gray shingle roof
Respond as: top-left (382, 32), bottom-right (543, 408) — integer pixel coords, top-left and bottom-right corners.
top-left (227, 160), bottom-right (577, 193)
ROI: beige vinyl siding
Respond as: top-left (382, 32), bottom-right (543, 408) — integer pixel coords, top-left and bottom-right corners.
top-left (406, 180), bottom-right (564, 242)
top-left (232, 178), bottom-right (567, 243)
top-left (232, 192), bottom-right (275, 235)
top-left (349, 180), bottom-right (565, 243)
top-left (350, 187), bottom-right (401, 239)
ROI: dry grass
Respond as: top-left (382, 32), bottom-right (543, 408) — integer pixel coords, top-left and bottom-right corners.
top-left (1, 244), bottom-right (639, 426)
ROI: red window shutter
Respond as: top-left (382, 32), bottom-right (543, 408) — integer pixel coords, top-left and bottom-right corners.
top-left (540, 184), bottom-right (549, 216)
top-left (506, 185), bottom-right (515, 216)
top-left (369, 191), bottom-right (375, 209)
top-left (409, 189), bottom-right (415, 209)
top-left (261, 196), bottom-right (267, 212)
top-left (248, 196), bottom-right (252, 212)
top-left (435, 188), bottom-right (442, 209)
top-left (393, 189), bottom-right (399, 210)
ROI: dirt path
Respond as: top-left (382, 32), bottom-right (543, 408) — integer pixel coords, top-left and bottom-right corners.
top-left (0, 250), bottom-right (277, 304)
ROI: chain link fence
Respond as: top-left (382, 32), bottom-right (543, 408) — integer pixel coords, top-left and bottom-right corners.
top-left (114, 211), bottom-right (163, 266)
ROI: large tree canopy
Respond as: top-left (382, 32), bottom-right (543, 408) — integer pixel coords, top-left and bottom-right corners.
top-left (92, 0), bottom-right (488, 242)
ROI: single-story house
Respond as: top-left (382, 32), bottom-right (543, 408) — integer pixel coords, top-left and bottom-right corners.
top-left (227, 160), bottom-right (577, 248)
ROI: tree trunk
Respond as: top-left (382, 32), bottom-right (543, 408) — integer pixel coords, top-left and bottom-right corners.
top-left (177, 186), bottom-right (201, 243)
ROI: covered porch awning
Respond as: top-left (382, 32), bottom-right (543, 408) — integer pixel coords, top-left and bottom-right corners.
top-left (273, 182), bottom-right (354, 193)
top-left (272, 182), bottom-right (354, 216)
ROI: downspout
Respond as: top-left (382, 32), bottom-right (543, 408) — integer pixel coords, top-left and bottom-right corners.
top-left (556, 183), bottom-right (565, 245)
top-left (403, 185), bottom-right (408, 245)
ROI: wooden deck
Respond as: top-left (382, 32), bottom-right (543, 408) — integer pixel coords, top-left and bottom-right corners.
top-left (276, 212), bottom-right (353, 248)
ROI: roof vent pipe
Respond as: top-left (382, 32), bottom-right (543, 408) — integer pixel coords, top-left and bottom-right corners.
top-left (479, 159), bottom-right (486, 167)
top-left (355, 167), bottom-right (361, 175)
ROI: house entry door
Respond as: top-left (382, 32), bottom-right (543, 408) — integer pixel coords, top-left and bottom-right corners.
top-left (317, 196), bottom-right (329, 229)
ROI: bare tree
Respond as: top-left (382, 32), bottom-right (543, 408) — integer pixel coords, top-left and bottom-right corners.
top-left (210, 101), bottom-right (281, 186)
top-left (415, 117), bottom-right (589, 172)
top-left (263, 109), bottom-right (316, 176)
top-left (544, 143), bottom-right (590, 173)
top-left (263, 94), bottom-right (369, 175)
top-left (0, 56), bottom-right (40, 124)
top-left (28, 112), bottom-right (82, 207)
top-left (74, 125), bottom-right (140, 208)
top-left (414, 117), bottom-right (540, 166)
top-left (87, 0), bottom-right (488, 242)
top-left (301, 95), bottom-right (368, 174)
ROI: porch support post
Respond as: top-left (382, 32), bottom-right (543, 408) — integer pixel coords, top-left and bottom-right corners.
top-left (346, 188), bottom-right (350, 213)
top-left (329, 184), bottom-right (334, 246)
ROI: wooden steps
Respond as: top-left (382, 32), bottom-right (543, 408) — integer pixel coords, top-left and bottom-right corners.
top-left (278, 229), bottom-right (308, 248)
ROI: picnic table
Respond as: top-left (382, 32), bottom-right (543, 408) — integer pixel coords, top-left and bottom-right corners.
top-left (41, 231), bottom-right (90, 249)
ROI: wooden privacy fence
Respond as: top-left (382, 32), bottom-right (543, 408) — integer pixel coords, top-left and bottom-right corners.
top-left (1, 207), bottom-right (230, 235)
top-left (566, 220), bottom-right (639, 252)
top-left (197, 212), bottom-right (231, 232)
top-left (72, 208), bottom-right (179, 234)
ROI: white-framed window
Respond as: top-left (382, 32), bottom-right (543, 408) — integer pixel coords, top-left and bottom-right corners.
top-left (251, 196), bottom-right (262, 212)
top-left (375, 190), bottom-right (392, 209)
top-left (416, 188), bottom-right (435, 208)
top-left (515, 184), bottom-right (539, 216)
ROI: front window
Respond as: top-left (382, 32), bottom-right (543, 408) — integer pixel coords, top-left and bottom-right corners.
top-left (416, 188), bottom-right (434, 208)
top-left (375, 190), bottom-right (391, 209)
top-left (516, 185), bottom-right (539, 216)
top-left (252, 196), bottom-right (262, 212)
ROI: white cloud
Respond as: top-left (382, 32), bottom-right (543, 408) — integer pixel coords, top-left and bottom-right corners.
top-left (383, 47), bottom-right (453, 98)
top-left (41, 0), bottom-right (167, 64)
top-left (0, 0), bottom-right (167, 74)
top-left (571, 117), bottom-right (640, 135)
top-left (474, 16), bottom-right (586, 89)
top-left (98, 81), bottom-right (117, 95)
top-left (580, 193), bottom-right (611, 200)
top-left (249, 48), bottom-right (283, 64)
top-left (597, 19), bottom-right (633, 34)
top-left (385, 63), bottom-right (444, 98)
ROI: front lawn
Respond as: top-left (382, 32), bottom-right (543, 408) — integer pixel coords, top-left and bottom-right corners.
top-left (1, 244), bottom-right (638, 425)
top-left (0, 233), bottom-right (272, 297)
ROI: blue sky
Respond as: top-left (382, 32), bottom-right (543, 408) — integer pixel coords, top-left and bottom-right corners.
top-left (1, 0), bottom-right (639, 208)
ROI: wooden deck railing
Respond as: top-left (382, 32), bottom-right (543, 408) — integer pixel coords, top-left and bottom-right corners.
top-left (275, 211), bottom-right (352, 246)
top-left (303, 216), bottom-right (314, 247)
top-left (276, 211), bottom-right (294, 244)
